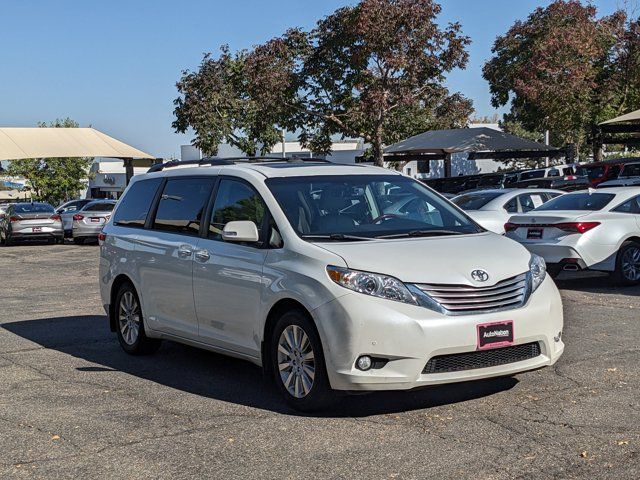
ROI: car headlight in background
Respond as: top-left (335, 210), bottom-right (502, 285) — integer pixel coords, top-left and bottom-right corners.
top-left (529, 254), bottom-right (547, 292)
top-left (326, 266), bottom-right (417, 305)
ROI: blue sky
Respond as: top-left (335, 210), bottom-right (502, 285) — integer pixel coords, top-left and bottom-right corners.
top-left (0, 0), bottom-right (621, 158)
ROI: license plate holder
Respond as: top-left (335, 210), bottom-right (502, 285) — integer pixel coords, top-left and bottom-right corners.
top-left (90, 217), bottom-right (101, 223)
top-left (527, 228), bottom-right (543, 239)
top-left (477, 321), bottom-right (514, 350)
top-left (32, 227), bottom-right (42, 233)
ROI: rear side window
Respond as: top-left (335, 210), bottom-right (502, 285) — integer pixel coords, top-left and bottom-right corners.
top-left (84, 202), bottom-right (115, 212)
top-left (113, 178), bottom-right (162, 228)
top-left (613, 196), bottom-right (640, 214)
top-left (209, 179), bottom-right (266, 241)
top-left (153, 178), bottom-right (214, 235)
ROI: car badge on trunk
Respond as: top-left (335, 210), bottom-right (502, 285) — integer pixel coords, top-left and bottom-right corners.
top-left (471, 269), bottom-right (489, 282)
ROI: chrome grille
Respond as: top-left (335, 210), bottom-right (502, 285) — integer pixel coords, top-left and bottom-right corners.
top-left (414, 273), bottom-right (529, 315)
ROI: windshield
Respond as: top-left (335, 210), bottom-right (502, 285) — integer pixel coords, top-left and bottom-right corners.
top-left (520, 170), bottom-right (546, 181)
top-left (14, 203), bottom-right (54, 214)
top-left (476, 176), bottom-right (503, 188)
top-left (266, 175), bottom-right (483, 239)
top-left (452, 191), bottom-right (504, 210)
top-left (534, 193), bottom-right (614, 211)
top-left (620, 163), bottom-right (640, 178)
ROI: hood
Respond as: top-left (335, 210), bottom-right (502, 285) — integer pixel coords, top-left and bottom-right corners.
top-left (315, 232), bottom-right (531, 285)
top-left (508, 210), bottom-right (591, 224)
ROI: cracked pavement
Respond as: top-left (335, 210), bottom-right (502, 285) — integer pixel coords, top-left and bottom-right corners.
top-left (0, 243), bottom-right (639, 479)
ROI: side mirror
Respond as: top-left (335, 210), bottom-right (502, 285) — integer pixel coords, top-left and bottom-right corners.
top-left (221, 220), bottom-right (259, 243)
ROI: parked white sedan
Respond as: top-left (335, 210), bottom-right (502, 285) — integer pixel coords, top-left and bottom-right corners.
top-left (505, 187), bottom-right (640, 284)
top-left (452, 189), bottom-right (563, 234)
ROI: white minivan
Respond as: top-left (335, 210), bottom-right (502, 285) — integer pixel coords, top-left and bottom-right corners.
top-left (99, 159), bottom-right (564, 411)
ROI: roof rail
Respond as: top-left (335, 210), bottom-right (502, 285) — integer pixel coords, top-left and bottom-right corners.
top-left (147, 155), bottom-right (332, 173)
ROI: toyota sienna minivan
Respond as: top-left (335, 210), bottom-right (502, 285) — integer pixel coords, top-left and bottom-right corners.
top-left (99, 159), bottom-right (564, 411)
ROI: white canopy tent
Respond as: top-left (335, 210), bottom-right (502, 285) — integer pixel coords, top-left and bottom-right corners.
top-left (599, 109), bottom-right (640, 125)
top-left (0, 127), bottom-right (153, 161)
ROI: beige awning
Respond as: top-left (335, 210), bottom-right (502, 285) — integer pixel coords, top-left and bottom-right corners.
top-left (600, 109), bottom-right (640, 125)
top-left (0, 127), bottom-right (154, 161)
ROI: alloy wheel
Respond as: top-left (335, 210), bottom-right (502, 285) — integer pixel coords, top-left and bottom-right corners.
top-left (622, 246), bottom-right (640, 281)
top-left (277, 324), bottom-right (315, 398)
top-left (118, 291), bottom-right (141, 345)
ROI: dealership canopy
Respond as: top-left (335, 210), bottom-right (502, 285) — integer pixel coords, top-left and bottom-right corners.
top-left (0, 127), bottom-right (153, 161)
top-left (381, 127), bottom-right (564, 177)
top-left (599, 108), bottom-right (640, 125)
top-left (384, 127), bottom-right (556, 155)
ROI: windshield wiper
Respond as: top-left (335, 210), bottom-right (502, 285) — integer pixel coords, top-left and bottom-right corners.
top-left (375, 229), bottom-right (467, 239)
top-left (300, 233), bottom-right (373, 242)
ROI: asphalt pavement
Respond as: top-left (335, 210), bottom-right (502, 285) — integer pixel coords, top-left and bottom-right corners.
top-left (0, 242), bottom-right (638, 479)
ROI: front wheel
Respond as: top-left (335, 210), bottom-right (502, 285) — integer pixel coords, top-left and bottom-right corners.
top-left (114, 283), bottom-right (161, 355)
top-left (271, 310), bottom-right (333, 412)
top-left (611, 241), bottom-right (640, 286)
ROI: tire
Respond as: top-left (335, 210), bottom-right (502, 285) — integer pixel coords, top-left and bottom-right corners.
top-left (73, 237), bottom-right (84, 245)
top-left (270, 309), bottom-right (333, 412)
top-left (4, 233), bottom-right (13, 246)
top-left (611, 241), bottom-right (640, 286)
top-left (114, 283), bottom-right (161, 355)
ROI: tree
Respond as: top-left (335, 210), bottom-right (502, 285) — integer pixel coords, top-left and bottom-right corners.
top-left (174, 0), bottom-right (473, 165)
top-left (2, 118), bottom-right (92, 204)
top-left (173, 47), bottom-right (282, 156)
top-left (482, 1), bottom-right (627, 156)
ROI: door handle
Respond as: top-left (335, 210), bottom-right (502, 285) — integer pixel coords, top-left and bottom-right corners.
top-left (194, 249), bottom-right (210, 261)
top-left (177, 245), bottom-right (193, 258)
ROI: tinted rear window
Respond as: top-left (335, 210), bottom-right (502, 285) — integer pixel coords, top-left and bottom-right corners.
top-left (452, 192), bottom-right (503, 210)
top-left (152, 178), bottom-right (214, 235)
top-left (14, 203), bottom-right (54, 213)
top-left (535, 193), bottom-right (615, 211)
top-left (520, 170), bottom-right (546, 181)
top-left (113, 178), bottom-right (162, 228)
top-left (84, 202), bottom-right (115, 212)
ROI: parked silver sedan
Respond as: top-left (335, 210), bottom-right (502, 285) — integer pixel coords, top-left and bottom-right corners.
top-left (0, 202), bottom-right (63, 245)
top-left (71, 200), bottom-right (116, 244)
top-left (56, 199), bottom-right (93, 237)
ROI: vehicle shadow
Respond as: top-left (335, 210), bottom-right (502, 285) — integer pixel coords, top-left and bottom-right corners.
top-left (2, 315), bottom-right (518, 417)
top-left (554, 271), bottom-right (640, 296)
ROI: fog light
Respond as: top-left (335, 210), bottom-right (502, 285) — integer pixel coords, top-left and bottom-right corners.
top-left (356, 355), bottom-right (372, 371)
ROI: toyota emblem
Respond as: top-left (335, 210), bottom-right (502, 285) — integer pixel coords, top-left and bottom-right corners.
top-left (471, 269), bottom-right (489, 282)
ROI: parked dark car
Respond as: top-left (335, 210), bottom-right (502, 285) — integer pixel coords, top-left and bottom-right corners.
top-left (511, 177), bottom-right (591, 192)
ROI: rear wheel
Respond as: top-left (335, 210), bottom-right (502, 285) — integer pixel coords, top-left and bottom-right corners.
top-left (114, 283), bottom-right (161, 355)
top-left (270, 309), bottom-right (333, 412)
top-left (611, 241), bottom-right (640, 286)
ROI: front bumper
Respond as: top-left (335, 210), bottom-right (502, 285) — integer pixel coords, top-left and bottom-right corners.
top-left (312, 276), bottom-right (563, 391)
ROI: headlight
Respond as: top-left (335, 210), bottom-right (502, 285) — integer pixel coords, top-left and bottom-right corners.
top-left (326, 266), bottom-right (417, 305)
top-left (529, 254), bottom-right (547, 292)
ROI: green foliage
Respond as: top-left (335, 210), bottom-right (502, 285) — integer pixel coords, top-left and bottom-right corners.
top-left (483, 0), bottom-right (640, 158)
top-left (2, 118), bottom-right (92, 205)
top-left (173, 0), bottom-right (473, 165)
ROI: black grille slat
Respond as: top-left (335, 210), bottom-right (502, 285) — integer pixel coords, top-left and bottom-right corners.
top-left (423, 342), bottom-right (541, 374)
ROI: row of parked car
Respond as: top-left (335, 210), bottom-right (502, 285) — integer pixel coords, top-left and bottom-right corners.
top-left (450, 186), bottom-right (640, 283)
top-left (0, 199), bottom-right (115, 246)
top-left (423, 158), bottom-right (640, 195)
